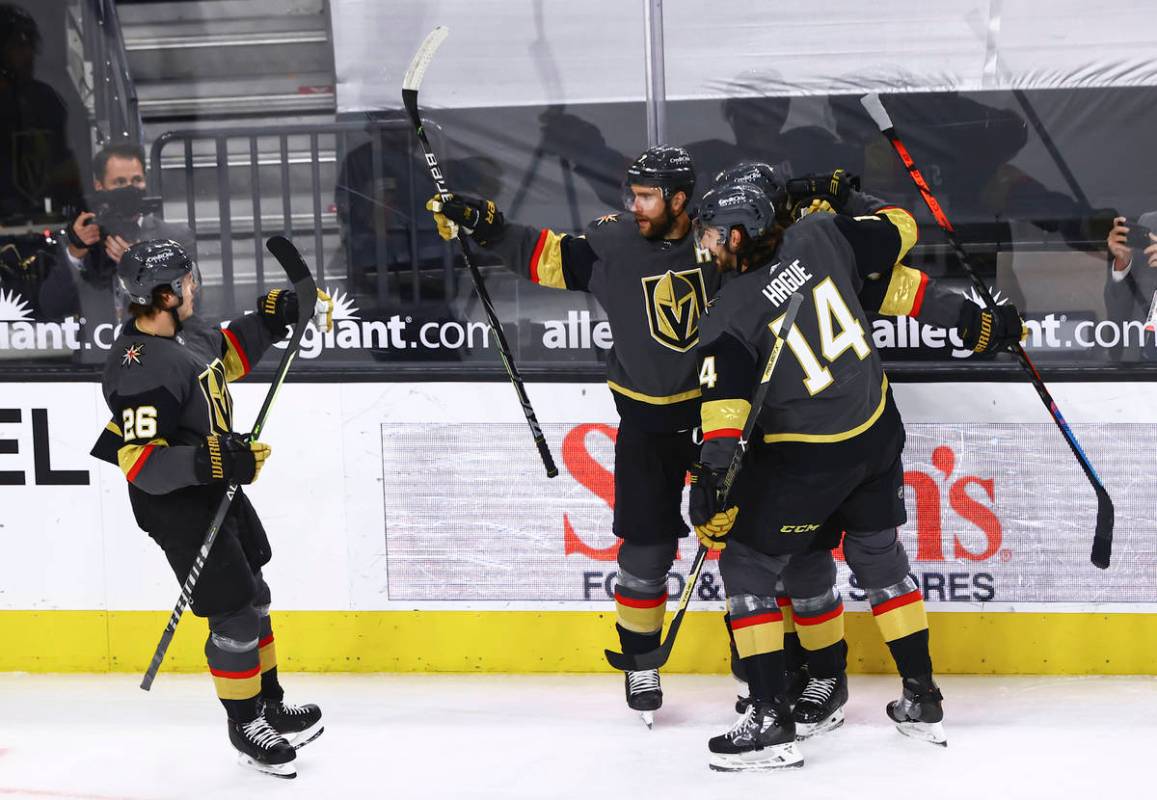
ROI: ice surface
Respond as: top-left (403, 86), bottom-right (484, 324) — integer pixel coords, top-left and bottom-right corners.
top-left (0, 673), bottom-right (1153, 799)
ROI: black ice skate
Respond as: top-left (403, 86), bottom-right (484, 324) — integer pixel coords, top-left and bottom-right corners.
top-left (708, 699), bottom-right (804, 772)
top-left (228, 715), bottom-right (297, 778)
top-left (625, 669), bottom-right (662, 729)
top-left (793, 672), bottom-right (848, 739)
top-left (735, 666), bottom-right (808, 714)
top-left (886, 674), bottom-right (947, 746)
top-left (261, 699), bottom-right (324, 749)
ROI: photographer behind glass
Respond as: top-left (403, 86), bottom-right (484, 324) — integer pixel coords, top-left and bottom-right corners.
top-left (1105, 212), bottom-right (1157, 361)
top-left (39, 141), bottom-right (196, 328)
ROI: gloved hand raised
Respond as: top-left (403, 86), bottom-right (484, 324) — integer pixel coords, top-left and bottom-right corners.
top-left (426, 193), bottom-right (505, 244)
top-left (689, 462), bottom-right (739, 551)
top-left (958, 303), bottom-right (1026, 355)
top-left (257, 288), bottom-right (334, 337)
top-left (786, 168), bottom-right (860, 218)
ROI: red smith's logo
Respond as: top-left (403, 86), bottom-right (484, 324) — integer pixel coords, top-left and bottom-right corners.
top-left (560, 425), bottom-right (1004, 565)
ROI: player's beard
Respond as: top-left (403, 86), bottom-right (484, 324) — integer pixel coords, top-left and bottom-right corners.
top-left (635, 206), bottom-right (675, 240)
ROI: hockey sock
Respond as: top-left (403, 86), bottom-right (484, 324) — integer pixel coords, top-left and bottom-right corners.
top-left (258, 614), bottom-right (284, 702)
top-left (779, 597), bottom-right (805, 673)
top-left (723, 613), bottom-right (747, 682)
top-left (206, 606), bottom-right (261, 723)
top-left (868, 579), bottom-right (933, 679)
top-left (792, 588), bottom-right (847, 678)
top-left (613, 571), bottom-right (667, 655)
top-left (728, 594), bottom-right (785, 702)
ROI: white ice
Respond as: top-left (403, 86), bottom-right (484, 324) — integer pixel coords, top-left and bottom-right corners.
top-left (1, 673), bottom-right (1154, 799)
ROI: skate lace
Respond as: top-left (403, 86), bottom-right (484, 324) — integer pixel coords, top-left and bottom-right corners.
top-left (627, 670), bottom-right (660, 695)
top-left (277, 701), bottom-right (309, 716)
top-left (724, 704), bottom-right (758, 740)
top-left (798, 677), bottom-right (838, 706)
top-left (242, 717), bottom-right (286, 750)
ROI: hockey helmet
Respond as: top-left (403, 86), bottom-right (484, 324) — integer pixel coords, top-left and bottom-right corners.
top-left (117, 239), bottom-right (194, 306)
top-left (711, 162), bottom-right (788, 216)
top-left (624, 145), bottom-right (696, 201)
top-left (695, 182), bottom-right (775, 246)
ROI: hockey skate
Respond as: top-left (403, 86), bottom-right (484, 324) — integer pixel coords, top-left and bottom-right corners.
top-left (625, 669), bottom-right (662, 729)
top-left (228, 715), bottom-right (297, 778)
top-left (735, 666), bottom-right (808, 714)
top-left (887, 674), bottom-right (947, 746)
top-left (261, 698), bottom-right (324, 749)
top-left (793, 672), bottom-right (848, 739)
top-left (708, 699), bottom-right (804, 772)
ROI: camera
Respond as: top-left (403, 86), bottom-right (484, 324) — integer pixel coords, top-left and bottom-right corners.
top-left (1124, 222), bottom-right (1154, 250)
top-left (88, 187), bottom-right (162, 241)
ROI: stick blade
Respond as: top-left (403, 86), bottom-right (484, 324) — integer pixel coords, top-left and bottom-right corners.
top-left (1089, 486), bottom-right (1115, 569)
top-left (402, 26), bottom-right (449, 92)
top-left (264, 235), bottom-right (312, 285)
top-left (604, 643), bottom-right (669, 673)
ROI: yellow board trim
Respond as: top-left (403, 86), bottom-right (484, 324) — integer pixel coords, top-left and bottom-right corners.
top-left (878, 263), bottom-right (927, 317)
top-left (764, 375), bottom-right (889, 444)
top-left (1, 610), bottom-right (1154, 675)
top-left (607, 380), bottom-right (701, 405)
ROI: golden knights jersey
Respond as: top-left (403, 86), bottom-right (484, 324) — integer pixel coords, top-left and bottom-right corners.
top-left (697, 207), bottom-right (967, 464)
top-left (482, 213), bottom-right (720, 431)
top-left (91, 314), bottom-right (274, 532)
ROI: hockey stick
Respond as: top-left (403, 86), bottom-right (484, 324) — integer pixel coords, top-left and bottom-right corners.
top-left (605, 293), bottom-right (805, 672)
top-left (860, 93), bottom-right (1115, 569)
top-left (402, 26), bottom-right (558, 479)
top-left (140, 235), bottom-right (316, 690)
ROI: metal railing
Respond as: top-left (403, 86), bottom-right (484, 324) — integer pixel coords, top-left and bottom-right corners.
top-left (150, 118), bottom-right (455, 313)
top-left (79, 0), bottom-right (142, 144)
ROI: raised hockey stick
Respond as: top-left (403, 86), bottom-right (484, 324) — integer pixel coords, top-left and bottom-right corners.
top-left (605, 293), bottom-right (805, 672)
top-left (860, 93), bottom-right (1115, 569)
top-left (140, 235), bottom-right (316, 690)
top-left (402, 26), bottom-right (558, 479)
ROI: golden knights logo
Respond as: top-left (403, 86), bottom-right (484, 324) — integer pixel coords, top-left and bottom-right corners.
top-left (197, 359), bottom-right (234, 435)
top-left (641, 268), bottom-right (708, 352)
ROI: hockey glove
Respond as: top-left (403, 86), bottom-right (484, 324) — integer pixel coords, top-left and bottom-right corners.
top-left (195, 433), bottom-right (271, 485)
top-left (958, 303), bottom-right (1026, 354)
top-left (689, 462), bottom-right (739, 551)
top-left (257, 288), bottom-right (334, 337)
top-left (426, 193), bottom-right (505, 245)
top-left (786, 169), bottom-right (859, 219)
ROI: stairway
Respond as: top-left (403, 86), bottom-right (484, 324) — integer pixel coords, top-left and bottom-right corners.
top-left (116, 0), bottom-right (339, 306)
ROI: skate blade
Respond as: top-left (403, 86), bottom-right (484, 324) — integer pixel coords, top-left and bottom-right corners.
top-left (895, 720), bottom-right (948, 747)
top-left (288, 722), bottom-right (325, 750)
top-left (709, 742), bottom-right (804, 772)
top-left (795, 708), bottom-right (845, 740)
top-left (640, 711), bottom-right (654, 729)
top-left (237, 753), bottom-right (297, 779)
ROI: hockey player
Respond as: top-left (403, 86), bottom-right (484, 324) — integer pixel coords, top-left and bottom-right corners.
top-left (689, 182), bottom-right (1023, 770)
top-left (90, 240), bottom-right (332, 778)
top-left (428, 146), bottom-right (713, 725)
top-left (715, 164), bottom-right (903, 740)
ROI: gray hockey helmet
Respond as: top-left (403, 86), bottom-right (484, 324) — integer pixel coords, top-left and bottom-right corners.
top-left (117, 239), bottom-right (194, 306)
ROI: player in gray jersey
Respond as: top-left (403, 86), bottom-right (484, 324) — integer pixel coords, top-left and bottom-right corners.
top-left (430, 146), bottom-right (717, 725)
top-left (89, 240), bottom-right (331, 778)
top-left (688, 181), bottom-right (1023, 770)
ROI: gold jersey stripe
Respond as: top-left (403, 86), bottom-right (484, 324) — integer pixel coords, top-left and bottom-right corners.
top-left (702, 399), bottom-right (751, 435)
top-left (530, 229), bottom-right (568, 289)
top-left (608, 380), bottom-right (701, 405)
top-left (105, 420), bottom-right (122, 436)
top-left (116, 438), bottom-right (169, 478)
top-left (878, 263), bottom-right (928, 317)
top-left (763, 375), bottom-right (889, 444)
top-left (877, 206), bottom-right (918, 261)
